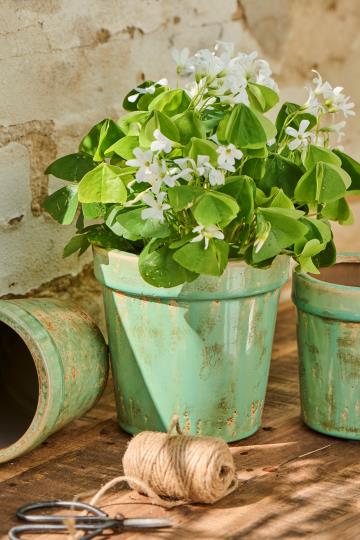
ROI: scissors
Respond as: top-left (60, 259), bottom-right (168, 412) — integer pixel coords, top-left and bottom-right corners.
top-left (8, 500), bottom-right (172, 539)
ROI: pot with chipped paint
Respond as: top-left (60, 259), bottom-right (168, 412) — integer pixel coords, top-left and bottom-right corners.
top-left (293, 253), bottom-right (360, 439)
top-left (0, 298), bottom-right (108, 463)
top-left (93, 246), bottom-right (289, 442)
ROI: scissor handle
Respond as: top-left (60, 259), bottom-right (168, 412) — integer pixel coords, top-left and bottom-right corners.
top-left (8, 522), bottom-right (113, 540)
top-left (16, 500), bottom-right (113, 523)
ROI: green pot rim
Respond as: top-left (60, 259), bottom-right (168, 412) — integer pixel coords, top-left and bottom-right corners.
top-left (292, 253), bottom-right (360, 322)
top-left (296, 252), bottom-right (360, 293)
top-left (93, 246), bottom-right (290, 300)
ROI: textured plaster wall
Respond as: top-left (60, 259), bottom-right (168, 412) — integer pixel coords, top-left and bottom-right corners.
top-left (1, 0), bottom-right (359, 299)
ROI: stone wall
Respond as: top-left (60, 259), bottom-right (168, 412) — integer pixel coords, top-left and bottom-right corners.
top-left (1, 0), bottom-right (359, 303)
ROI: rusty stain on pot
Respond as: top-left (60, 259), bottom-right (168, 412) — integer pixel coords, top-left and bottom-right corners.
top-left (129, 398), bottom-right (143, 421)
top-left (306, 341), bottom-right (320, 355)
top-left (183, 411), bottom-right (191, 434)
top-left (200, 343), bottom-right (224, 379)
top-left (226, 410), bottom-right (238, 426)
top-left (251, 400), bottom-right (263, 418)
top-left (216, 397), bottom-right (229, 413)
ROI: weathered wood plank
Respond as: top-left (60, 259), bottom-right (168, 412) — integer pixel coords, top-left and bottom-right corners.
top-left (1, 304), bottom-right (359, 539)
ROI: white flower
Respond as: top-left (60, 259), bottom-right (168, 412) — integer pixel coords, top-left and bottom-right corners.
top-left (196, 155), bottom-right (212, 176)
top-left (216, 144), bottom-right (243, 172)
top-left (191, 224), bottom-right (224, 250)
top-left (136, 166), bottom-right (162, 194)
top-left (176, 155), bottom-right (213, 178)
top-left (312, 71), bottom-right (334, 99)
top-left (219, 83), bottom-right (249, 106)
top-left (136, 163), bottom-right (162, 190)
top-left (214, 41), bottom-right (235, 62)
top-left (332, 93), bottom-right (355, 118)
top-left (209, 168), bottom-right (225, 186)
top-left (234, 51), bottom-right (279, 93)
top-left (150, 129), bottom-right (173, 153)
top-left (186, 77), bottom-right (207, 99)
top-left (220, 73), bottom-right (247, 94)
top-left (126, 147), bottom-right (153, 169)
top-left (312, 71), bottom-right (355, 118)
top-left (256, 70), bottom-right (279, 93)
top-left (157, 161), bottom-right (183, 188)
top-left (285, 119), bottom-right (314, 151)
top-left (126, 147), bottom-right (161, 189)
top-left (127, 78), bottom-right (168, 104)
top-left (191, 48), bottom-right (225, 78)
top-left (186, 78), bottom-right (217, 111)
top-left (330, 121), bottom-right (346, 142)
top-left (171, 47), bottom-right (193, 76)
top-left (209, 72), bottom-right (249, 106)
top-left (177, 155), bottom-right (224, 185)
top-left (172, 158), bottom-right (194, 181)
top-left (303, 88), bottom-right (323, 116)
top-left (141, 191), bottom-right (170, 222)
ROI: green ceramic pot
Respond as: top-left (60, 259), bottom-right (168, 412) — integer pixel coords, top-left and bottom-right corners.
top-left (292, 254), bottom-right (360, 439)
top-left (94, 247), bottom-right (289, 441)
top-left (0, 298), bottom-right (108, 463)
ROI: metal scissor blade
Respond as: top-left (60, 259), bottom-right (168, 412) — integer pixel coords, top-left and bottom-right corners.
top-left (123, 517), bottom-right (172, 529)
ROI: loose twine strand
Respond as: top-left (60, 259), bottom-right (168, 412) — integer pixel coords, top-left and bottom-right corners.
top-left (89, 415), bottom-right (238, 509)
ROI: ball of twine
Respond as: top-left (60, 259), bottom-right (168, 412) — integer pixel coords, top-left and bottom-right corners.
top-left (122, 417), bottom-right (237, 505)
top-left (89, 416), bottom-right (238, 508)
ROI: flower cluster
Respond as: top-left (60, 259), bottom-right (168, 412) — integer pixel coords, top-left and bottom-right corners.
top-left (172, 42), bottom-right (278, 109)
top-left (306, 71), bottom-right (355, 118)
top-left (289, 70), bottom-right (356, 151)
top-left (125, 130), bottom-right (243, 232)
top-left (45, 41), bottom-right (359, 288)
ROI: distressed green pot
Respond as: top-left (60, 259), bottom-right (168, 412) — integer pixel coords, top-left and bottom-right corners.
top-left (94, 247), bottom-right (289, 442)
top-left (0, 298), bottom-right (108, 463)
top-left (293, 254), bottom-right (360, 439)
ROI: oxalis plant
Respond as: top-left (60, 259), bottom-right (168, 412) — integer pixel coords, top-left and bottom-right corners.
top-left (44, 42), bottom-right (359, 287)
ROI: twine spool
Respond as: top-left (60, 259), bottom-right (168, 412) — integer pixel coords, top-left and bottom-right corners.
top-left (122, 418), bottom-right (237, 504)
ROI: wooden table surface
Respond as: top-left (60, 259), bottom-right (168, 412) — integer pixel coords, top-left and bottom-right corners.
top-left (1, 303), bottom-right (360, 540)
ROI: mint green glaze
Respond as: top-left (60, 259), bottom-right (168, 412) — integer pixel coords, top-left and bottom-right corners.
top-left (94, 247), bottom-right (289, 441)
top-left (292, 254), bottom-right (360, 439)
top-left (0, 298), bottom-right (108, 463)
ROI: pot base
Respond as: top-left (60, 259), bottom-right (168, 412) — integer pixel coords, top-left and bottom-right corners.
top-left (117, 417), bottom-right (260, 442)
top-left (303, 419), bottom-right (360, 441)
